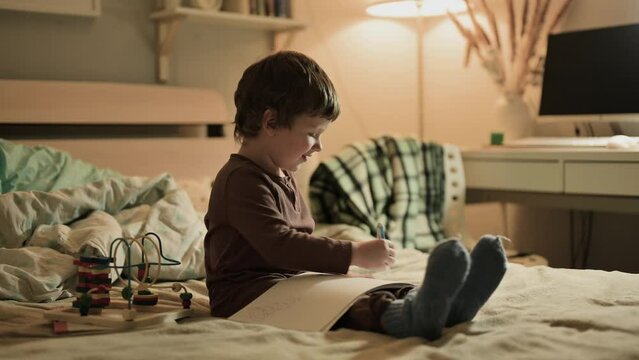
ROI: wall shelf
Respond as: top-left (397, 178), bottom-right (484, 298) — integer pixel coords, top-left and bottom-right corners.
top-left (149, 6), bottom-right (306, 83)
top-left (0, 0), bottom-right (101, 17)
top-left (150, 6), bottom-right (305, 31)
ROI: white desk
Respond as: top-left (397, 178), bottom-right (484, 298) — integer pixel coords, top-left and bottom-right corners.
top-left (462, 148), bottom-right (639, 213)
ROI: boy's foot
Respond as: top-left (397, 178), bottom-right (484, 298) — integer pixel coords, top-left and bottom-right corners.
top-left (445, 235), bottom-right (507, 327)
top-left (381, 239), bottom-right (470, 340)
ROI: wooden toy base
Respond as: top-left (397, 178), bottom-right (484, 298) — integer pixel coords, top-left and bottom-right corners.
top-left (44, 301), bottom-right (193, 331)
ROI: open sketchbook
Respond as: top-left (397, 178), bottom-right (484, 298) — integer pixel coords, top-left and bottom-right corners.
top-left (229, 272), bottom-right (413, 332)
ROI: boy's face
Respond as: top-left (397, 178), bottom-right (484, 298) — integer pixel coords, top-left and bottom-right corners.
top-left (269, 114), bottom-right (330, 174)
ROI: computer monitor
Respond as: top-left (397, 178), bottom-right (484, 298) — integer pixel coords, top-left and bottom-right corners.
top-left (538, 23), bottom-right (639, 124)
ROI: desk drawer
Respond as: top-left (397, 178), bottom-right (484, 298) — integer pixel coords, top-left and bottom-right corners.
top-left (565, 162), bottom-right (639, 196)
top-left (464, 160), bottom-right (562, 192)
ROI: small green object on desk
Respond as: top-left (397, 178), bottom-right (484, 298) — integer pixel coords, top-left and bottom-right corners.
top-left (490, 132), bottom-right (504, 146)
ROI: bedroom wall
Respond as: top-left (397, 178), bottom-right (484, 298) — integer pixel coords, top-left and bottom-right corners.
top-left (1, 0), bottom-right (638, 272)
top-left (0, 1), bottom-right (157, 82)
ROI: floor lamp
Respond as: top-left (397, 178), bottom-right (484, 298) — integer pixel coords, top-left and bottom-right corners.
top-left (366, 0), bottom-right (467, 141)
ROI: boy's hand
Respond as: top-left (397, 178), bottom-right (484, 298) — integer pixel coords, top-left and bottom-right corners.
top-left (351, 239), bottom-right (396, 270)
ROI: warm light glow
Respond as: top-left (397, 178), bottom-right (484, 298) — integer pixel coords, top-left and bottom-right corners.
top-left (366, 0), bottom-right (467, 18)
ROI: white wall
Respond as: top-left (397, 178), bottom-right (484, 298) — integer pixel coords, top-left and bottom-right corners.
top-left (289, 0), bottom-right (639, 152)
top-left (287, 0), bottom-right (502, 155)
top-left (0, 1), bottom-right (156, 82)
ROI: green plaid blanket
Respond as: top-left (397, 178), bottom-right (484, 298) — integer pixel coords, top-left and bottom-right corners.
top-left (309, 136), bottom-right (446, 251)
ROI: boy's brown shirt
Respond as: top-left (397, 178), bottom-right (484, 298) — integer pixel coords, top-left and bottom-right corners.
top-left (204, 154), bottom-right (353, 317)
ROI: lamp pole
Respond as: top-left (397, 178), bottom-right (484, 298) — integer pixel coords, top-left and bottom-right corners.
top-left (366, 0), bottom-right (467, 141)
top-left (415, 0), bottom-right (425, 142)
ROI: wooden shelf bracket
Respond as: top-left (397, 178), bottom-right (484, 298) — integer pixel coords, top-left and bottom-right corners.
top-left (157, 17), bottom-right (183, 83)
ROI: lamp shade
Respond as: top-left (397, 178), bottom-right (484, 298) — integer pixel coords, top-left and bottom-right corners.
top-left (366, 0), bottom-right (467, 18)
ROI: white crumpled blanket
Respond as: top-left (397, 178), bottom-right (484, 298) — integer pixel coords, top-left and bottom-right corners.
top-left (0, 174), bottom-right (207, 303)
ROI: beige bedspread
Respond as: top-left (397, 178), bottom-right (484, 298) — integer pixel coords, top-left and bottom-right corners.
top-left (1, 247), bottom-right (638, 359)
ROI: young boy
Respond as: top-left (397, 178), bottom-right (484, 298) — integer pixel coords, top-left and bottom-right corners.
top-left (204, 51), bottom-right (507, 340)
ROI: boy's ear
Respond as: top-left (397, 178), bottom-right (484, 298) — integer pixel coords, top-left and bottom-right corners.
top-left (262, 108), bottom-right (279, 136)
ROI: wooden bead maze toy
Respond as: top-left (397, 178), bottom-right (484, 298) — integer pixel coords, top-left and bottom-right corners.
top-left (59, 232), bottom-right (194, 325)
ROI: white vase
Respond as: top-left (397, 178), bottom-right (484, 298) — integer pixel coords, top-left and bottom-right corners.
top-left (494, 94), bottom-right (535, 142)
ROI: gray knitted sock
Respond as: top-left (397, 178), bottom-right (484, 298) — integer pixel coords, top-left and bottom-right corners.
top-left (381, 239), bottom-right (470, 340)
top-left (445, 235), bottom-right (507, 327)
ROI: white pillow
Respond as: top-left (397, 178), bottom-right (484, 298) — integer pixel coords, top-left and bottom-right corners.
top-left (175, 177), bottom-right (214, 214)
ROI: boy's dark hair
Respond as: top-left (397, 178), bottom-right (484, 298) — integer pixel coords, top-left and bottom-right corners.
top-left (233, 51), bottom-right (340, 142)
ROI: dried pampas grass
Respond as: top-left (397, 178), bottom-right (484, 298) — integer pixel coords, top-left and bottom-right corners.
top-left (448, 0), bottom-right (573, 96)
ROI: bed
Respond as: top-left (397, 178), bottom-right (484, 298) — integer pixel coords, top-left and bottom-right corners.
top-left (1, 79), bottom-right (638, 359)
